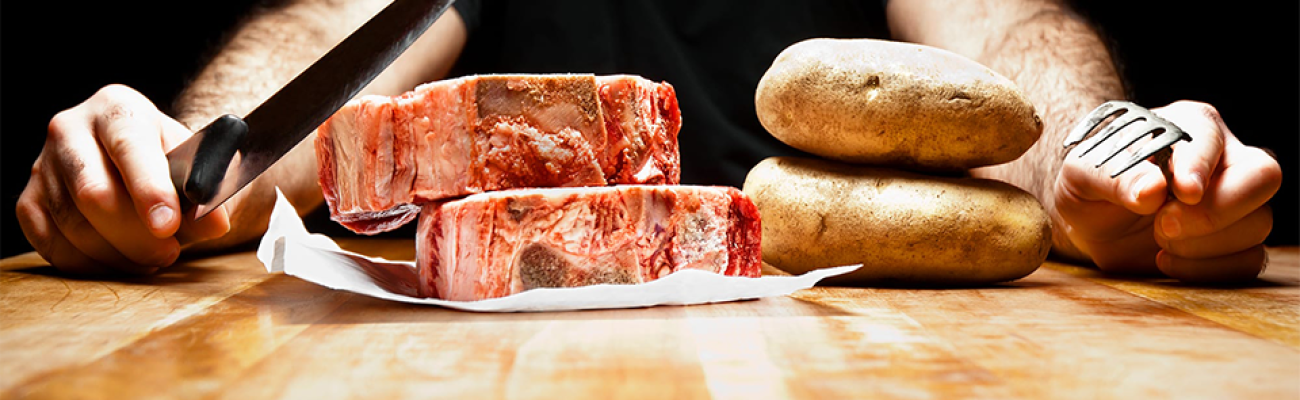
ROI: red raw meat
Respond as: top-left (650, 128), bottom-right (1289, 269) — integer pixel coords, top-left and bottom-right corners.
top-left (415, 185), bottom-right (762, 301)
top-left (316, 74), bottom-right (682, 234)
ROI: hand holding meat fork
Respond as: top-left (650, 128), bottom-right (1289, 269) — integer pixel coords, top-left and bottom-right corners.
top-left (1053, 101), bottom-right (1281, 283)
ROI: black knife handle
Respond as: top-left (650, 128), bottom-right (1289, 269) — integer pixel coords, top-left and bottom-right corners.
top-left (184, 114), bottom-right (248, 204)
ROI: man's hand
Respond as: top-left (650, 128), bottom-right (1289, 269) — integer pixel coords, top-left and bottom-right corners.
top-left (16, 84), bottom-right (231, 275)
top-left (1055, 101), bottom-right (1282, 282)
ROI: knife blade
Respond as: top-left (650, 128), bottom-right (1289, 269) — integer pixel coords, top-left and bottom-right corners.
top-left (167, 0), bottom-right (456, 218)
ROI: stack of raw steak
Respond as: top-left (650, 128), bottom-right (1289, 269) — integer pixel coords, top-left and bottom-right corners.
top-left (316, 74), bottom-right (762, 300)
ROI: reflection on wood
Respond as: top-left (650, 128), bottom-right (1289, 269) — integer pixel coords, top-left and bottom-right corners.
top-left (1, 242), bottom-right (1296, 399)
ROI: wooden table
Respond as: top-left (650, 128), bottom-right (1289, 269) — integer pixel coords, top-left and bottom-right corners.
top-left (2, 241), bottom-right (1297, 399)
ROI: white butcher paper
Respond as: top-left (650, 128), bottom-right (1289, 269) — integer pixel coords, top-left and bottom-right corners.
top-left (257, 188), bottom-right (860, 312)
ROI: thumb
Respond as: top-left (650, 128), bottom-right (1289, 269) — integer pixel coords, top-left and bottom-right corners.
top-left (1058, 150), bottom-right (1167, 215)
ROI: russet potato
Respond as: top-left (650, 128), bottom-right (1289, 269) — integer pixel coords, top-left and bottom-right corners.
top-left (743, 157), bottom-right (1051, 285)
top-left (755, 38), bottom-right (1043, 171)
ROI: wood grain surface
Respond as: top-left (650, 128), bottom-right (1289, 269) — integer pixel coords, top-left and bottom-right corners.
top-left (1, 241), bottom-right (1297, 400)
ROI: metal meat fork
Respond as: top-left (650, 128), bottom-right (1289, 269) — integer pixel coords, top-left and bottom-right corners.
top-left (1063, 101), bottom-right (1193, 178)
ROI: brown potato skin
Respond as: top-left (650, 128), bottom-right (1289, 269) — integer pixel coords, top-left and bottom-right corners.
top-left (743, 157), bottom-right (1051, 286)
top-left (755, 38), bottom-right (1043, 171)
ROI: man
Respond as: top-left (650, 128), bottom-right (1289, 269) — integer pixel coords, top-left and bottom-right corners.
top-left (17, 0), bottom-right (1281, 282)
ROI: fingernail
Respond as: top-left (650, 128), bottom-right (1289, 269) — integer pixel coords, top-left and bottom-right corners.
top-left (1131, 174), bottom-right (1156, 203)
top-left (149, 204), bottom-right (175, 231)
top-left (1156, 251), bottom-right (1170, 270)
top-left (1161, 213), bottom-right (1182, 239)
top-left (1189, 171), bottom-right (1205, 191)
top-left (1183, 170), bottom-right (1206, 202)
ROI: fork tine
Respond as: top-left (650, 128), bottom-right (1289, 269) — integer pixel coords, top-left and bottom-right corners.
top-left (1081, 110), bottom-right (1143, 158)
top-left (1107, 126), bottom-right (1192, 178)
top-left (1064, 101), bottom-right (1127, 148)
top-left (1095, 118), bottom-right (1161, 167)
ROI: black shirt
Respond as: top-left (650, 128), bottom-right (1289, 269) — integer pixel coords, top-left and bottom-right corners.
top-left (449, 0), bottom-right (890, 187)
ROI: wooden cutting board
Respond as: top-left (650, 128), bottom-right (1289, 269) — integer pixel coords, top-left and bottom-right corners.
top-left (1, 241), bottom-right (1296, 400)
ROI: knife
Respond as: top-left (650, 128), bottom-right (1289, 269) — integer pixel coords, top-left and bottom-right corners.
top-left (167, 0), bottom-right (455, 218)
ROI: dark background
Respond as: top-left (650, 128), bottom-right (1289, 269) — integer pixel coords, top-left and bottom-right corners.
top-left (2, 2), bottom-right (1296, 257)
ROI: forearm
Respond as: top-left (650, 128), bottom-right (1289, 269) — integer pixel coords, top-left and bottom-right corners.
top-left (175, 1), bottom-right (468, 253)
top-left (970, 5), bottom-right (1124, 261)
top-left (888, 0), bottom-right (1125, 260)
top-left (175, 0), bottom-right (395, 252)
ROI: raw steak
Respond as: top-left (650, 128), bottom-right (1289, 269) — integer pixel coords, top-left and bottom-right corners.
top-left (415, 185), bottom-right (762, 300)
top-left (316, 74), bottom-right (682, 234)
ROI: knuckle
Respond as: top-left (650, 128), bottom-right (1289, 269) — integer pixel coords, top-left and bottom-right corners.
top-left (97, 104), bottom-right (149, 140)
top-left (93, 86), bottom-right (158, 132)
top-left (1236, 148), bottom-right (1285, 195)
top-left (29, 160), bottom-right (44, 178)
top-left (96, 84), bottom-right (138, 102)
top-left (1187, 101), bottom-right (1223, 124)
top-left (101, 102), bottom-right (136, 124)
top-left (47, 110), bottom-right (80, 142)
top-left (1258, 153), bottom-right (1284, 185)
